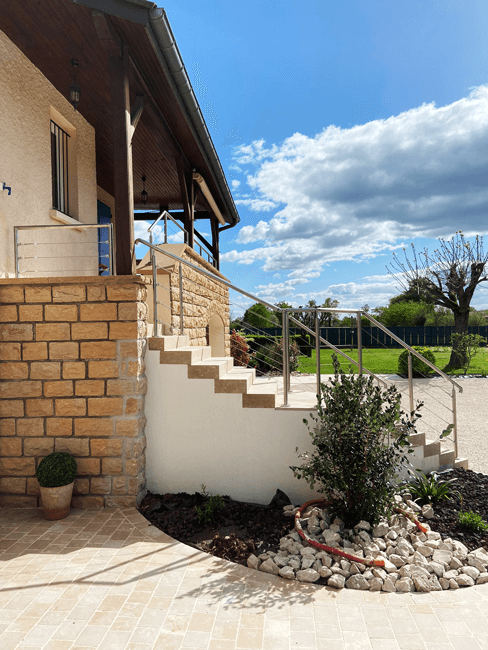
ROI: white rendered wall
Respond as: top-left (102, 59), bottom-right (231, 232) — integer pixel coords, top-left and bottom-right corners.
top-left (145, 350), bottom-right (323, 505)
top-left (145, 350), bottom-right (448, 504)
top-left (0, 31), bottom-right (98, 278)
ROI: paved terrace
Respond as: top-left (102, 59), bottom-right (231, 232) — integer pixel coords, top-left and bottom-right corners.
top-left (1, 507), bottom-right (488, 650)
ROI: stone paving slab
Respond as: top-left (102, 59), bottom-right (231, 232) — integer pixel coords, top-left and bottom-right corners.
top-left (1, 507), bottom-right (488, 649)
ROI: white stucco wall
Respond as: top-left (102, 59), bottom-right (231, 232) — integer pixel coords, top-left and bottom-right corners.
top-left (0, 31), bottom-right (98, 278)
top-left (144, 350), bottom-right (451, 505)
top-left (145, 350), bottom-right (323, 505)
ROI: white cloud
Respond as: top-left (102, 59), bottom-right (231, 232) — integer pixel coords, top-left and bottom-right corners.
top-left (235, 197), bottom-right (279, 211)
top-left (231, 180), bottom-right (241, 189)
top-left (229, 85), bottom-right (488, 272)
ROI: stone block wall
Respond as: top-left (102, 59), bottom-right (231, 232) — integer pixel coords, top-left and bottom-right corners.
top-left (170, 247), bottom-right (230, 354)
top-left (0, 276), bottom-right (148, 508)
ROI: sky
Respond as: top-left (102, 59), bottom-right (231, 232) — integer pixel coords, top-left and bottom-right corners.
top-left (137, 0), bottom-right (488, 316)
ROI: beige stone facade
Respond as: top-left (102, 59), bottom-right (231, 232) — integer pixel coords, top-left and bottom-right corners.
top-left (0, 30), bottom-right (98, 278)
top-left (139, 244), bottom-right (230, 356)
top-left (0, 276), bottom-right (148, 508)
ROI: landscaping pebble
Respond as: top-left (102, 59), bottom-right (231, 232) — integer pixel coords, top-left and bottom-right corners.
top-left (246, 491), bottom-right (488, 592)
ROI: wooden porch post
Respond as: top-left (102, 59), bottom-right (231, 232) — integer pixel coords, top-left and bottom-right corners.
top-left (110, 44), bottom-right (135, 275)
top-left (210, 216), bottom-right (220, 270)
top-left (176, 158), bottom-right (194, 249)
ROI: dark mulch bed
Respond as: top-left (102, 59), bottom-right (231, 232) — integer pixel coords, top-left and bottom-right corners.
top-left (138, 469), bottom-right (488, 567)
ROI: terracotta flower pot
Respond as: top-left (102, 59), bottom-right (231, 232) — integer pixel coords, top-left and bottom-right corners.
top-left (40, 481), bottom-right (74, 520)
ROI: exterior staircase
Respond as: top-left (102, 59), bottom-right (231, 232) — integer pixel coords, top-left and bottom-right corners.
top-left (147, 334), bottom-right (468, 472)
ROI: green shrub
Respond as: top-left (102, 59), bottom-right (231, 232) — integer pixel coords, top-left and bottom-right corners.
top-left (408, 471), bottom-right (455, 505)
top-left (230, 330), bottom-right (254, 367)
top-left (398, 346), bottom-right (436, 377)
top-left (194, 485), bottom-right (226, 526)
top-left (36, 452), bottom-right (77, 488)
top-left (450, 332), bottom-right (486, 373)
top-left (458, 511), bottom-right (488, 534)
top-left (255, 337), bottom-right (300, 374)
top-left (291, 355), bottom-right (418, 528)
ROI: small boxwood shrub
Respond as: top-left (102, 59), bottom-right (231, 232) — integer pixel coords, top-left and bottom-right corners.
top-left (36, 452), bottom-right (77, 488)
top-left (398, 346), bottom-right (436, 378)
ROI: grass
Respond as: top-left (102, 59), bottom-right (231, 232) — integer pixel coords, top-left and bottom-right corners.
top-left (297, 346), bottom-right (488, 376)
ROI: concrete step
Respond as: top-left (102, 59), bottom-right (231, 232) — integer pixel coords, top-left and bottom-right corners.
top-left (188, 357), bottom-right (234, 379)
top-left (409, 432), bottom-right (426, 447)
top-left (454, 457), bottom-right (469, 470)
top-left (438, 450), bottom-right (455, 470)
top-left (148, 335), bottom-right (189, 351)
top-left (242, 378), bottom-right (278, 409)
top-left (423, 441), bottom-right (441, 458)
top-left (159, 346), bottom-right (212, 365)
top-left (215, 367), bottom-right (256, 394)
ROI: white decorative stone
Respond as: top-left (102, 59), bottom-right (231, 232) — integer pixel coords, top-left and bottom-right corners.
top-left (355, 521), bottom-right (371, 531)
top-left (369, 577), bottom-right (383, 591)
top-left (301, 557), bottom-right (315, 570)
top-left (439, 577), bottom-right (450, 590)
top-left (247, 555), bottom-right (261, 570)
top-left (299, 546), bottom-right (317, 557)
top-left (406, 500), bottom-right (422, 513)
top-left (462, 566), bottom-right (480, 581)
top-left (328, 574), bottom-right (346, 589)
top-left (476, 573), bottom-right (488, 585)
top-left (413, 576), bottom-right (431, 592)
top-left (468, 556), bottom-right (486, 573)
top-left (296, 568), bottom-right (320, 583)
top-left (449, 578), bottom-right (459, 589)
top-left (416, 544), bottom-right (433, 557)
top-left (279, 566), bottom-right (296, 580)
top-left (319, 566), bottom-right (332, 579)
top-left (382, 577), bottom-right (396, 592)
top-left (288, 558), bottom-right (301, 570)
top-left (422, 504), bottom-right (434, 519)
top-left (432, 550), bottom-right (452, 567)
top-left (372, 522), bottom-right (389, 537)
top-left (259, 559), bottom-right (279, 575)
top-left (274, 555), bottom-right (290, 568)
top-left (396, 577), bottom-right (414, 592)
top-left (346, 575), bottom-right (369, 590)
top-left (428, 562), bottom-right (445, 578)
top-left (471, 548), bottom-right (488, 567)
top-left (450, 557), bottom-right (462, 570)
top-left (455, 574), bottom-right (475, 587)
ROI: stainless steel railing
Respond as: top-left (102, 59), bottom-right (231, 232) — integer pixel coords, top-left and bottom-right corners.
top-left (135, 238), bottom-right (462, 459)
top-left (146, 210), bottom-right (217, 267)
top-left (14, 223), bottom-right (113, 277)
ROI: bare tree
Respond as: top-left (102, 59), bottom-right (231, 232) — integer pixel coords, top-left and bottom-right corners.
top-left (388, 232), bottom-right (488, 369)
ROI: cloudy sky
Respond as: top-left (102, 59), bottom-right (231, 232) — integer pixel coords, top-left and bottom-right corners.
top-left (147, 0), bottom-right (488, 314)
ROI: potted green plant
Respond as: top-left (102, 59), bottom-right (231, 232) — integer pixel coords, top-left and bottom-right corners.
top-left (36, 452), bottom-right (77, 520)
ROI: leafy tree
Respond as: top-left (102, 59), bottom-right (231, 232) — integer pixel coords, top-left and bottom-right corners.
top-left (389, 233), bottom-right (488, 369)
top-left (296, 298), bottom-right (340, 329)
top-left (242, 303), bottom-right (279, 331)
top-left (377, 301), bottom-right (434, 327)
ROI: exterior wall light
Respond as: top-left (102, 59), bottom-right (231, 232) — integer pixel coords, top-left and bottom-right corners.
top-left (69, 59), bottom-right (81, 111)
top-left (141, 175), bottom-right (148, 205)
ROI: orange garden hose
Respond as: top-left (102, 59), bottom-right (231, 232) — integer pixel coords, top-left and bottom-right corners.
top-left (294, 498), bottom-right (428, 568)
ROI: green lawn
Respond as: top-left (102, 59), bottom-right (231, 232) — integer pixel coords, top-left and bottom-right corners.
top-left (297, 346), bottom-right (488, 376)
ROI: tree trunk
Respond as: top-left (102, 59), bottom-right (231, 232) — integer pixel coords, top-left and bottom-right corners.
top-left (447, 310), bottom-right (470, 368)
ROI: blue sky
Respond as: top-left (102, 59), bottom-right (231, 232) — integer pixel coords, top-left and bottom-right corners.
top-left (139, 0), bottom-right (488, 315)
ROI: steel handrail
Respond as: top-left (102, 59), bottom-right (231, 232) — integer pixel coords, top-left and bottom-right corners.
top-left (136, 238), bottom-right (461, 458)
top-left (14, 223), bottom-right (113, 277)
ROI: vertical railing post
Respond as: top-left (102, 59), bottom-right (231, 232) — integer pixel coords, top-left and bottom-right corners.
top-left (14, 227), bottom-right (19, 278)
top-left (282, 309), bottom-right (290, 407)
top-left (150, 231), bottom-right (159, 337)
top-left (356, 311), bottom-right (363, 376)
top-left (408, 353), bottom-right (414, 421)
top-left (108, 224), bottom-right (114, 276)
top-left (315, 309), bottom-right (321, 398)
top-left (164, 212), bottom-right (168, 244)
top-left (179, 261), bottom-right (184, 335)
top-left (452, 387), bottom-right (458, 459)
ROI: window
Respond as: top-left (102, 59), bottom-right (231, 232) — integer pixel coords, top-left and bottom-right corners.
top-left (51, 120), bottom-right (70, 215)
